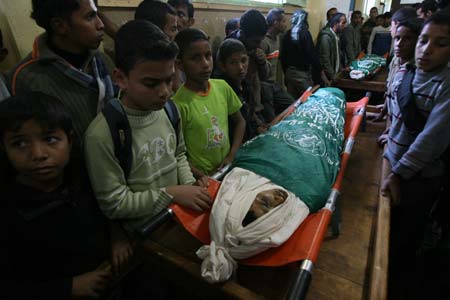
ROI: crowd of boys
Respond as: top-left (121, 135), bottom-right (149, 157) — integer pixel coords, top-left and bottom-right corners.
top-left (0, 0), bottom-right (449, 299)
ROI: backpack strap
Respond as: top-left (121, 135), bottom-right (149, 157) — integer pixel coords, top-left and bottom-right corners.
top-left (164, 99), bottom-right (180, 145)
top-left (397, 65), bottom-right (427, 132)
top-left (102, 98), bottom-right (133, 179)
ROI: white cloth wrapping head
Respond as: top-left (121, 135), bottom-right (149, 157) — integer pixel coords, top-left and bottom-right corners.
top-left (196, 167), bottom-right (310, 283)
top-left (349, 70), bottom-right (366, 80)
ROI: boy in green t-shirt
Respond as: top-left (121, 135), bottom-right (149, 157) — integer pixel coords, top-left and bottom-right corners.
top-left (84, 20), bottom-right (210, 233)
top-left (173, 28), bottom-right (246, 180)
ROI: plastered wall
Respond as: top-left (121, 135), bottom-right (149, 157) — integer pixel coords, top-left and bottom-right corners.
top-left (0, 0), bottom-right (42, 71)
top-left (100, 0), bottom-right (336, 54)
top-left (0, 0), bottom-right (361, 70)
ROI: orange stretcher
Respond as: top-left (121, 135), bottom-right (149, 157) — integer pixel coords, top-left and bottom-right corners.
top-left (140, 88), bottom-right (369, 300)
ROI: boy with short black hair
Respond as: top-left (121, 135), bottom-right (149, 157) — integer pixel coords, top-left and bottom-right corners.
top-left (228, 10), bottom-right (275, 121)
top-left (216, 38), bottom-right (262, 141)
top-left (135, 0), bottom-right (178, 41)
top-left (85, 20), bottom-right (210, 234)
top-left (0, 92), bottom-right (133, 299)
top-left (168, 0), bottom-right (195, 31)
top-left (417, 0), bottom-right (438, 20)
top-left (7, 0), bottom-right (115, 140)
top-left (262, 8), bottom-right (287, 83)
top-left (174, 28), bottom-right (245, 179)
top-left (225, 18), bottom-right (240, 37)
top-left (382, 12), bottom-right (450, 294)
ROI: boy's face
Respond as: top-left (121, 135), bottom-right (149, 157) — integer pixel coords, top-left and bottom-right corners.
top-left (376, 16), bottom-right (384, 26)
top-left (351, 14), bottom-right (363, 26)
top-left (394, 26), bottom-right (417, 61)
top-left (175, 4), bottom-right (194, 31)
top-left (114, 59), bottom-right (175, 111)
top-left (219, 51), bottom-right (249, 83)
top-left (244, 35), bottom-right (264, 51)
top-left (3, 119), bottom-right (71, 191)
top-left (416, 8), bottom-right (431, 20)
top-left (178, 40), bottom-right (213, 86)
top-left (62, 0), bottom-right (104, 53)
top-left (164, 14), bottom-right (178, 41)
top-left (370, 8), bottom-right (378, 20)
top-left (275, 14), bottom-right (288, 33)
top-left (415, 22), bottom-right (450, 72)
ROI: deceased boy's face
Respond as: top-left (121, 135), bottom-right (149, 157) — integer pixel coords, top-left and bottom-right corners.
top-left (242, 189), bottom-right (288, 226)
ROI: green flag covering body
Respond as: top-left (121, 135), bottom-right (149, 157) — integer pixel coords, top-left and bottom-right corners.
top-left (349, 54), bottom-right (386, 80)
top-left (233, 88), bottom-right (346, 212)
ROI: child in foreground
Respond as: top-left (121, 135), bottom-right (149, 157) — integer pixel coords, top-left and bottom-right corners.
top-left (173, 28), bottom-right (246, 180)
top-left (84, 20), bottom-right (210, 235)
top-left (0, 92), bottom-right (131, 299)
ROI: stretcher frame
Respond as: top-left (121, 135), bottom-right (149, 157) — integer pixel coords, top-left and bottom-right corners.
top-left (138, 88), bottom-right (369, 300)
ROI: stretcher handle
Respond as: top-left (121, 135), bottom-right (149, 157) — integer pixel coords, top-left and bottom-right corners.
top-left (210, 163), bottom-right (232, 181)
top-left (139, 208), bottom-right (174, 237)
top-left (285, 269), bottom-right (312, 300)
top-left (365, 91), bottom-right (372, 99)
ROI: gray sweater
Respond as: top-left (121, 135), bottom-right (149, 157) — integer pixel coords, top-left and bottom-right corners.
top-left (385, 65), bottom-right (450, 179)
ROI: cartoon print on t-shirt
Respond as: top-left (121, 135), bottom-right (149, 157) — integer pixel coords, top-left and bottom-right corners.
top-left (207, 115), bottom-right (225, 149)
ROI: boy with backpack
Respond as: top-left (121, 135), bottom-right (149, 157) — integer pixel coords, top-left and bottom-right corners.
top-left (382, 11), bottom-right (450, 296)
top-left (84, 20), bottom-right (210, 234)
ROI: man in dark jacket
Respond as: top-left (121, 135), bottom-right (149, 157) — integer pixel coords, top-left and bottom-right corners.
top-left (317, 12), bottom-right (347, 85)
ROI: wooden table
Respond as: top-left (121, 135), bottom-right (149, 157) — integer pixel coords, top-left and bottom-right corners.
top-left (333, 68), bottom-right (388, 94)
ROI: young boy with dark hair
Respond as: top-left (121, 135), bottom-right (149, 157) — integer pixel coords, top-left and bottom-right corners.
top-left (417, 0), bottom-right (438, 20)
top-left (168, 0), bottom-right (195, 31)
top-left (228, 10), bottom-right (274, 121)
top-left (377, 18), bottom-right (423, 146)
top-left (135, 0), bottom-right (178, 41)
top-left (0, 92), bottom-right (133, 300)
top-left (382, 11), bottom-right (450, 297)
top-left (225, 18), bottom-right (240, 37)
top-left (262, 8), bottom-right (287, 83)
top-left (7, 0), bottom-right (115, 140)
top-left (84, 20), bottom-right (210, 234)
top-left (173, 28), bottom-right (245, 180)
top-left (215, 38), bottom-right (262, 140)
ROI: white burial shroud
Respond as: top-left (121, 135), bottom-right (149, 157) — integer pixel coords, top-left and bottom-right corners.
top-left (196, 167), bottom-right (310, 283)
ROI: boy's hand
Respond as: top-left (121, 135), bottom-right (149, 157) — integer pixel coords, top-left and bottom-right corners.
top-left (381, 172), bottom-right (401, 206)
top-left (109, 223), bottom-right (133, 277)
top-left (254, 48), bottom-right (267, 65)
top-left (72, 269), bottom-right (112, 299)
top-left (194, 175), bottom-right (210, 188)
top-left (167, 185), bottom-right (211, 212)
top-left (377, 134), bottom-right (388, 147)
top-left (257, 123), bottom-right (269, 134)
top-left (218, 153), bottom-right (235, 170)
